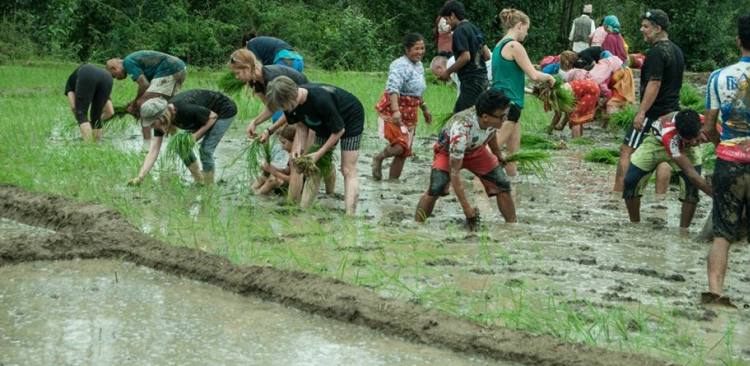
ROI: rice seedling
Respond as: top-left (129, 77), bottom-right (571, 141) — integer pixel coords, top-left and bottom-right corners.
top-left (521, 134), bottom-right (556, 149)
top-left (584, 148), bottom-right (620, 165)
top-left (534, 75), bottom-right (576, 113)
top-left (609, 105), bottom-right (637, 132)
top-left (165, 132), bottom-right (196, 162)
top-left (218, 71), bottom-right (247, 95)
top-left (293, 144), bottom-right (335, 177)
top-left (504, 150), bottom-right (550, 176)
top-left (570, 137), bottom-right (594, 145)
top-left (245, 139), bottom-right (273, 178)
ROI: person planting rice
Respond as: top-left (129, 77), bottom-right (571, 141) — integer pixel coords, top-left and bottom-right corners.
top-left (265, 76), bottom-right (364, 215)
top-left (372, 33), bottom-right (432, 181)
top-left (127, 90), bottom-right (236, 186)
top-left (614, 10), bottom-right (684, 195)
top-left (64, 64), bottom-right (114, 142)
top-left (246, 35), bottom-right (304, 72)
top-left (491, 8), bottom-right (555, 176)
top-left (704, 14), bottom-right (750, 303)
top-left (252, 125), bottom-right (296, 195)
top-left (622, 109), bottom-right (711, 228)
top-left (106, 51), bottom-right (186, 151)
top-left (434, 1), bottom-right (492, 114)
top-left (415, 89), bottom-right (516, 226)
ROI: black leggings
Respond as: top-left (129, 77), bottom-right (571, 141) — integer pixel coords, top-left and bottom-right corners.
top-left (74, 64), bottom-right (113, 129)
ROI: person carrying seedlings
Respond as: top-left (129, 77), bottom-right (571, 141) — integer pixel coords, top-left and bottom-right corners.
top-left (415, 89), bottom-right (516, 226)
top-left (127, 90), bottom-right (236, 186)
top-left (372, 33), bottom-right (433, 181)
top-left (253, 125), bottom-right (296, 195)
top-left (614, 10), bottom-right (684, 194)
top-left (704, 14), bottom-right (750, 304)
top-left (622, 109), bottom-right (711, 227)
top-left (568, 4), bottom-right (595, 53)
top-left (246, 35), bottom-right (304, 72)
top-left (434, 1), bottom-right (492, 114)
top-left (106, 51), bottom-right (187, 151)
top-left (64, 64), bottom-right (114, 142)
top-left (491, 8), bottom-right (555, 176)
top-left (265, 76), bottom-right (364, 215)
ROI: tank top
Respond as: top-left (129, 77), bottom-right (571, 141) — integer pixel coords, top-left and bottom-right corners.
top-left (491, 38), bottom-right (525, 108)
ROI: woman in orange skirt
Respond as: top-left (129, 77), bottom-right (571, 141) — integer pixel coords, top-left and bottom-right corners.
top-left (568, 78), bottom-right (600, 138)
top-left (372, 33), bottom-right (432, 181)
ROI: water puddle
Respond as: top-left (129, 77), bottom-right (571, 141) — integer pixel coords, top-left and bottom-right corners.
top-left (0, 259), bottom-right (509, 366)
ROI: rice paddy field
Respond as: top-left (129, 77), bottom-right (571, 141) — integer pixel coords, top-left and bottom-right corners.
top-left (1, 61), bottom-right (749, 365)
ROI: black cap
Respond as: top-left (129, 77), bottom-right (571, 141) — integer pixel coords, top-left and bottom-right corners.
top-left (641, 9), bottom-right (670, 31)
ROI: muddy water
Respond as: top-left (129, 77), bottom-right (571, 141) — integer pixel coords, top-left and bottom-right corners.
top-left (0, 259), bottom-right (507, 366)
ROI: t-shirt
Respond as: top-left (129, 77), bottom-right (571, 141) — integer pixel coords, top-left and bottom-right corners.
top-left (385, 55), bottom-right (426, 97)
top-left (270, 141), bottom-right (290, 170)
top-left (64, 66), bottom-right (80, 95)
top-left (247, 36), bottom-right (293, 66)
top-left (154, 90), bottom-right (237, 137)
top-left (650, 112), bottom-right (684, 157)
top-left (123, 51), bottom-right (186, 82)
top-left (451, 20), bottom-right (488, 80)
top-left (284, 84), bottom-right (365, 138)
top-left (640, 40), bottom-right (684, 119)
top-left (252, 65), bottom-right (308, 95)
top-left (435, 107), bottom-right (496, 160)
top-left (590, 26), bottom-right (608, 47)
top-left (707, 57), bottom-right (750, 162)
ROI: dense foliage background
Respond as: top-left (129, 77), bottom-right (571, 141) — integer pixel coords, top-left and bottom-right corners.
top-left (1, 0), bottom-right (747, 71)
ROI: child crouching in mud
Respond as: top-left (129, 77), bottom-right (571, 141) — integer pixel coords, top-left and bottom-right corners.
top-left (253, 125), bottom-right (296, 195)
top-left (415, 89), bottom-right (517, 227)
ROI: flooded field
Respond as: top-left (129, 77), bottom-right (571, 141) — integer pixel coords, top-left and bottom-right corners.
top-left (0, 258), bottom-right (503, 366)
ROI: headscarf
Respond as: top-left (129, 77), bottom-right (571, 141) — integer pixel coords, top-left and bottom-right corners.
top-left (604, 15), bottom-right (621, 34)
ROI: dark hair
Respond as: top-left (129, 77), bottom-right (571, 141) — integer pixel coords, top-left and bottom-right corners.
top-left (675, 109), bottom-right (702, 139)
top-left (403, 33), bottom-right (424, 50)
top-left (476, 89), bottom-right (510, 117)
top-left (739, 15), bottom-right (750, 50)
top-left (440, 1), bottom-right (466, 20)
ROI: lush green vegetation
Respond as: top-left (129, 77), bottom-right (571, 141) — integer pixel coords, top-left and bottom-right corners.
top-left (0, 62), bottom-right (745, 365)
top-left (1, 0), bottom-right (748, 70)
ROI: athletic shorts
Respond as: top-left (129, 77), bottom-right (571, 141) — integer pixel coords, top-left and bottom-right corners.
top-left (315, 134), bottom-right (362, 151)
top-left (146, 70), bottom-right (186, 97)
top-left (428, 147), bottom-right (511, 197)
top-left (622, 117), bottom-right (655, 148)
top-left (506, 103), bottom-right (522, 123)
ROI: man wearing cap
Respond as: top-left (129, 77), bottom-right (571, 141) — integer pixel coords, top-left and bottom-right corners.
top-left (569, 4), bottom-right (595, 53)
top-left (614, 9), bottom-right (685, 194)
top-left (106, 51), bottom-right (187, 151)
top-left (704, 14), bottom-right (750, 305)
top-left (127, 90), bottom-right (236, 186)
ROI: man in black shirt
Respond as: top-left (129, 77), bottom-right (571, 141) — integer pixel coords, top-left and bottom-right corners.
top-left (614, 9), bottom-right (684, 194)
top-left (435, 0), bottom-right (491, 113)
top-left (266, 76), bottom-right (364, 215)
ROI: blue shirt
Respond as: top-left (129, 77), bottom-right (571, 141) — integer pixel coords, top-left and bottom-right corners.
top-left (123, 50), bottom-right (186, 82)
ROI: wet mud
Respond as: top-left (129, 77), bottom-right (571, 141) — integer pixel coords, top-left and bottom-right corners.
top-left (0, 184), bottom-right (668, 366)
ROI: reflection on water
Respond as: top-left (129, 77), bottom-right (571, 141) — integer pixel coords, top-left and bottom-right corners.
top-left (0, 260), bottom-right (506, 366)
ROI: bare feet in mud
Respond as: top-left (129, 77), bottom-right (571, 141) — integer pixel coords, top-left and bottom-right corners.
top-left (466, 209), bottom-right (480, 231)
top-left (701, 292), bottom-right (738, 309)
top-left (371, 156), bottom-right (383, 181)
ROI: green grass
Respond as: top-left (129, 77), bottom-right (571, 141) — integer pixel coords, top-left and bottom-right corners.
top-left (0, 62), bottom-right (744, 366)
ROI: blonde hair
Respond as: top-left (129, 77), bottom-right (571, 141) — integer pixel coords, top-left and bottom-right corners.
top-left (559, 51), bottom-right (578, 71)
top-left (279, 125), bottom-right (297, 141)
top-left (266, 76), bottom-right (299, 111)
top-left (499, 8), bottom-right (529, 31)
top-left (229, 48), bottom-right (261, 75)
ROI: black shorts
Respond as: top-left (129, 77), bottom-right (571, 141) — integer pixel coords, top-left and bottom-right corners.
top-left (314, 134), bottom-right (361, 151)
top-left (506, 103), bottom-right (522, 123)
top-left (712, 158), bottom-right (750, 242)
top-left (622, 117), bottom-right (655, 149)
top-left (454, 74), bottom-right (488, 114)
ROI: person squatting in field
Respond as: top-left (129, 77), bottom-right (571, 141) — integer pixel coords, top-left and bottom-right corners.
top-left (106, 50), bottom-right (187, 151)
top-left (128, 90), bottom-right (236, 186)
top-left (253, 125), bottom-right (297, 196)
top-left (64, 64), bottom-right (114, 142)
top-left (415, 89), bottom-right (517, 226)
top-left (265, 76), bottom-right (365, 215)
top-left (372, 32), bottom-right (433, 181)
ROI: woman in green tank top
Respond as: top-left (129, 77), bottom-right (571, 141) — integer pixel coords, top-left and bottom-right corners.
top-left (491, 8), bottom-right (555, 176)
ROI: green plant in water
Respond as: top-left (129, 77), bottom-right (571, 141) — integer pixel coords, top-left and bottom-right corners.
top-left (584, 148), bottom-right (620, 165)
top-left (165, 132), bottom-right (195, 162)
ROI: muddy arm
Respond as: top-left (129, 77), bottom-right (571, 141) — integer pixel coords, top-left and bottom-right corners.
top-left (449, 157), bottom-right (475, 218)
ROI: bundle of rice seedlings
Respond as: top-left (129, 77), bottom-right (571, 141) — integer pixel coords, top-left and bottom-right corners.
top-left (111, 104), bottom-right (132, 119)
top-left (244, 139), bottom-right (273, 178)
top-left (165, 132), bottom-right (195, 162)
top-left (584, 148), bottom-right (620, 165)
top-left (535, 75), bottom-right (576, 113)
top-left (504, 150), bottom-right (551, 176)
top-left (521, 134), bottom-right (556, 150)
top-left (293, 144), bottom-right (335, 177)
top-left (609, 105), bottom-right (637, 132)
top-left (218, 71), bottom-right (247, 95)
top-left (680, 84), bottom-right (704, 113)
